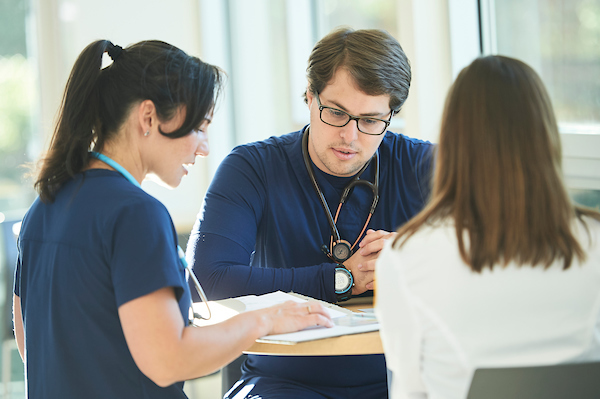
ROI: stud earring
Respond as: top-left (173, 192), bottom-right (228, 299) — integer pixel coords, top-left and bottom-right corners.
top-left (144, 130), bottom-right (150, 137)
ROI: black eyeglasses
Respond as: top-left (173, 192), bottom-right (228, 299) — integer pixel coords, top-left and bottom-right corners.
top-left (315, 93), bottom-right (394, 136)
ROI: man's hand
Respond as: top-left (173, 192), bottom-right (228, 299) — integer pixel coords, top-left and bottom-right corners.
top-left (343, 229), bottom-right (397, 295)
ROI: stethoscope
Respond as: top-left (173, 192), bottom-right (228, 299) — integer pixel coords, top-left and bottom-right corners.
top-left (89, 151), bottom-right (211, 324)
top-left (301, 128), bottom-right (379, 263)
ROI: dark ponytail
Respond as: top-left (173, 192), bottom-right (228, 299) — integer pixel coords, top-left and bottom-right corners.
top-left (35, 40), bottom-right (224, 202)
top-left (34, 40), bottom-right (108, 202)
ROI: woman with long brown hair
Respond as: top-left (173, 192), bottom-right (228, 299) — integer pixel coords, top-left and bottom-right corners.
top-left (375, 55), bottom-right (600, 399)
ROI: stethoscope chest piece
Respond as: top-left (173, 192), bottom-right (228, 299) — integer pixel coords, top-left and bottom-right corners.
top-left (332, 240), bottom-right (352, 262)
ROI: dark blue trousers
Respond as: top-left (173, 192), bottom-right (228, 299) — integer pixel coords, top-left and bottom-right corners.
top-left (224, 374), bottom-right (388, 399)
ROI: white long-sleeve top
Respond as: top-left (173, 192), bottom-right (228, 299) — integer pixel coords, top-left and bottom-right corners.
top-left (375, 216), bottom-right (600, 399)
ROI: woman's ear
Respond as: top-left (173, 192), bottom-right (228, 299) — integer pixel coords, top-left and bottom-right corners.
top-left (138, 100), bottom-right (157, 136)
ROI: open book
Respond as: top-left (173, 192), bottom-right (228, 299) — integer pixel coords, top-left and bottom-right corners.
top-left (192, 291), bottom-right (379, 345)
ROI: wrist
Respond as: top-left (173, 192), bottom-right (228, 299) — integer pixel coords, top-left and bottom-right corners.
top-left (246, 309), bottom-right (272, 339)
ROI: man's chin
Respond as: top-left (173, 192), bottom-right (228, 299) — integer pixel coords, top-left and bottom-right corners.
top-left (322, 160), bottom-right (365, 178)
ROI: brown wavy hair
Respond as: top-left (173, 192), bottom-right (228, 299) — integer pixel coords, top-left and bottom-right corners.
top-left (303, 27), bottom-right (411, 113)
top-left (393, 55), bottom-right (600, 271)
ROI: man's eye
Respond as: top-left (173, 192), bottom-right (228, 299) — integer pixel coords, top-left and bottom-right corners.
top-left (327, 108), bottom-right (346, 118)
top-left (362, 118), bottom-right (378, 125)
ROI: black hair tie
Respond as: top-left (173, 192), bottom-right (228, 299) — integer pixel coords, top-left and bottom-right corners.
top-left (107, 43), bottom-right (123, 62)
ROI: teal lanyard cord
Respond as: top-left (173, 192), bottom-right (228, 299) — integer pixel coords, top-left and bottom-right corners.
top-left (88, 151), bottom-right (211, 322)
top-left (90, 152), bottom-right (141, 188)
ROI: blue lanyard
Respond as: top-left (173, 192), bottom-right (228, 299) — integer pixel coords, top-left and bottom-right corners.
top-left (89, 152), bottom-right (141, 188)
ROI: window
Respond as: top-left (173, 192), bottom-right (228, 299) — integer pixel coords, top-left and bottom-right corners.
top-left (0, 0), bottom-right (38, 214)
top-left (570, 188), bottom-right (600, 210)
top-left (479, 0), bottom-right (600, 192)
top-left (314, 0), bottom-right (398, 36)
top-left (0, 1), bottom-right (34, 393)
top-left (480, 0), bottom-right (600, 133)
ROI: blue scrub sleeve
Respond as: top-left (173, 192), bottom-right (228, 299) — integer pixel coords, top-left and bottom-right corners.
top-left (111, 200), bottom-right (185, 307)
top-left (188, 149), bottom-right (338, 302)
top-left (187, 231), bottom-right (336, 301)
top-left (14, 256), bottom-right (21, 296)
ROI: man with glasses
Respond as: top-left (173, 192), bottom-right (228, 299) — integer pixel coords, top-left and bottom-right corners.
top-left (188, 27), bottom-right (433, 399)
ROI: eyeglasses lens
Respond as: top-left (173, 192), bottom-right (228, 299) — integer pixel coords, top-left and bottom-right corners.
top-left (320, 108), bottom-right (387, 135)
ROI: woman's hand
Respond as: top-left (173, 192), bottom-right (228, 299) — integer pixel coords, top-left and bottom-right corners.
top-left (254, 300), bottom-right (334, 336)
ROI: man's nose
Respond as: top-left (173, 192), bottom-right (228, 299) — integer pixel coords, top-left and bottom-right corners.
top-left (339, 119), bottom-right (360, 142)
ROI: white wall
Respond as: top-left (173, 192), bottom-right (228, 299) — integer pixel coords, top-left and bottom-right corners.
top-left (397, 0), bottom-right (454, 144)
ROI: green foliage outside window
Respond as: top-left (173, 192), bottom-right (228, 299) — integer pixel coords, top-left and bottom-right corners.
top-left (0, 0), bottom-right (36, 212)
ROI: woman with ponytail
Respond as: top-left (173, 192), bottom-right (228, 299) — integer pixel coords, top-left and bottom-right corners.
top-left (375, 56), bottom-right (600, 399)
top-left (14, 40), bottom-right (331, 398)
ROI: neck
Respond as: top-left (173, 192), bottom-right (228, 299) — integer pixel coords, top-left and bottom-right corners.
top-left (88, 138), bottom-right (145, 185)
top-left (89, 152), bottom-right (142, 188)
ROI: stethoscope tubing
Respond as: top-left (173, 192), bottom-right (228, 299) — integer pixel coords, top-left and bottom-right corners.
top-left (301, 127), bottom-right (380, 256)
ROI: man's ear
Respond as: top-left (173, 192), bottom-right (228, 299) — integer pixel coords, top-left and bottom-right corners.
top-left (138, 100), bottom-right (157, 135)
top-left (306, 86), bottom-right (314, 108)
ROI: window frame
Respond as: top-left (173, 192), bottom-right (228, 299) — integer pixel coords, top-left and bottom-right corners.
top-left (476, 0), bottom-right (600, 190)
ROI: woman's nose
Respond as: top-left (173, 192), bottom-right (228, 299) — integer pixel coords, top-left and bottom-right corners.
top-left (196, 136), bottom-right (209, 157)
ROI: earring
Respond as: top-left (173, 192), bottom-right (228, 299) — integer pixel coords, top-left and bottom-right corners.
top-left (144, 130), bottom-right (150, 137)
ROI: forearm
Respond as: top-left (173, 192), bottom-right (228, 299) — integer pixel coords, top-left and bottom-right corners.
top-left (12, 295), bottom-right (24, 361)
top-left (191, 232), bottom-right (338, 302)
top-left (120, 288), bottom-right (332, 387)
top-left (171, 312), bottom-right (269, 382)
top-left (120, 287), bottom-right (267, 386)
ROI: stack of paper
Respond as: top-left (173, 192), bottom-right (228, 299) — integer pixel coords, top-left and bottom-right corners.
top-left (192, 291), bottom-right (379, 344)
